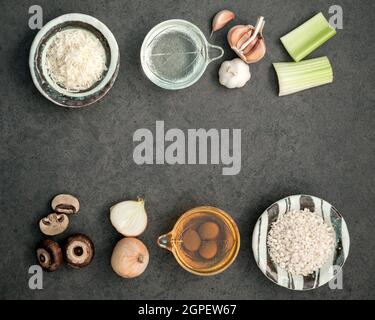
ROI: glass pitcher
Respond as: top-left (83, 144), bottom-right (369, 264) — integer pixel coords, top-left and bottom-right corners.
top-left (140, 19), bottom-right (224, 90)
top-left (157, 206), bottom-right (240, 276)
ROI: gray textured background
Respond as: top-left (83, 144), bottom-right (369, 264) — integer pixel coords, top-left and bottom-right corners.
top-left (1, 0), bottom-right (374, 300)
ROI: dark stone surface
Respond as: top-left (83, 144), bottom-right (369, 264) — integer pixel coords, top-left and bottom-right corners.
top-left (0, 0), bottom-right (374, 300)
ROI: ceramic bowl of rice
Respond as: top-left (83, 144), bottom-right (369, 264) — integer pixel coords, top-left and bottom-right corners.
top-left (252, 195), bottom-right (350, 290)
top-left (29, 13), bottom-right (120, 107)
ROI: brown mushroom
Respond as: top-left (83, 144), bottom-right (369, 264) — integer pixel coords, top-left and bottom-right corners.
top-left (39, 213), bottom-right (69, 236)
top-left (64, 234), bottom-right (94, 268)
top-left (36, 239), bottom-right (63, 272)
top-left (51, 194), bottom-right (80, 215)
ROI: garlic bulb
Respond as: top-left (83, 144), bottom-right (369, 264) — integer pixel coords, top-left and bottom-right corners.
top-left (110, 198), bottom-right (147, 237)
top-left (218, 58), bottom-right (251, 89)
top-left (111, 238), bottom-right (149, 278)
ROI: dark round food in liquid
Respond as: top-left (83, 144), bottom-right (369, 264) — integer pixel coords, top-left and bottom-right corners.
top-left (199, 240), bottom-right (218, 260)
top-left (198, 222), bottom-right (220, 240)
top-left (182, 229), bottom-right (201, 252)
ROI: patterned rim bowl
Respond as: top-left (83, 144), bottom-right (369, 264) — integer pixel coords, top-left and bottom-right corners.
top-left (29, 13), bottom-right (120, 108)
top-left (252, 195), bottom-right (350, 290)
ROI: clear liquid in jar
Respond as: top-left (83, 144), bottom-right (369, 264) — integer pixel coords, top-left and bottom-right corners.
top-left (144, 29), bottom-right (205, 84)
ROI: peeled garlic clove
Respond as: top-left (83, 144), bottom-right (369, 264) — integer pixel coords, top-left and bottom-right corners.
top-left (211, 10), bottom-right (235, 36)
top-left (110, 198), bottom-right (147, 237)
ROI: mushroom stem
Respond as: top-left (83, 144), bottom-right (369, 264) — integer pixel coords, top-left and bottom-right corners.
top-left (64, 234), bottom-right (94, 268)
top-left (137, 255), bottom-right (144, 263)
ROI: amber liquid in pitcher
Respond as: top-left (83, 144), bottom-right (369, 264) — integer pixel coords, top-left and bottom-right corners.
top-left (173, 211), bottom-right (236, 272)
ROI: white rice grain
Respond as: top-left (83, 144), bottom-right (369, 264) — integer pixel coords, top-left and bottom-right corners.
top-left (267, 208), bottom-right (335, 276)
top-left (46, 29), bottom-right (107, 92)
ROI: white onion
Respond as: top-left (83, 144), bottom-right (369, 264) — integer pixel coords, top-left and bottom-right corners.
top-left (111, 238), bottom-right (149, 278)
top-left (110, 198), bottom-right (147, 237)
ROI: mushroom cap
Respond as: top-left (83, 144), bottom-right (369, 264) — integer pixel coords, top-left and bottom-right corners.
top-left (36, 239), bottom-right (63, 272)
top-left (39, 213), bottom-right (69, 236)
top-left (51, 194), bottom-right (80, 215)
top-left (64, 233), bottom-right (94, 268)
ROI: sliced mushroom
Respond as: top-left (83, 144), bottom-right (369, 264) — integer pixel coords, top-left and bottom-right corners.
top-left (51, 194), bottom-right (80, 215)
top-left (39, 213), bottom-right (69, 236)
top-left (36, 239), bottom-right (63, 272)
top-left (64, 234), bottom-right (94, 268)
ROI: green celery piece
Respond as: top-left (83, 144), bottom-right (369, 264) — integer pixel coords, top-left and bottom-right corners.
top-left (280, 12), bottom-right (336, 62)
top-left (273, 56), bottom-right (333, 96)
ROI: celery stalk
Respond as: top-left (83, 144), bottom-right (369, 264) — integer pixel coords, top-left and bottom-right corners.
top-left (273, 56), bottom-right (333, 96)
top-left (280, 13), bottom-right (336, 62)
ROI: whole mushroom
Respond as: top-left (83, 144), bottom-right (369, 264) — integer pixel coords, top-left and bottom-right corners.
top-left (51, 194), bottom-right (80, 215)
top-left (39, 213), bottom-right (69, 236)
top-left (36, 239), bottom-right (63, 272)
top-left (64, 234), bottom-right (94, 268)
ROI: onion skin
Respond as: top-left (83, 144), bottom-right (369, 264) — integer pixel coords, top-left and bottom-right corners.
top-left (111, 238), bottom-right (149, 278)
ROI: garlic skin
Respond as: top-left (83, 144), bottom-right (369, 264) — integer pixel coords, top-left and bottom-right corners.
top-left (110, 198), bottom-right (147, 237)
top-left (218, 58), bottom-right (251, 89)
top-left (227, 17), bottom-right (266, 64)
top-left (211, 10), bottom-right (235, 36)
top-left (111, 238), bottom-right (149, 278)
